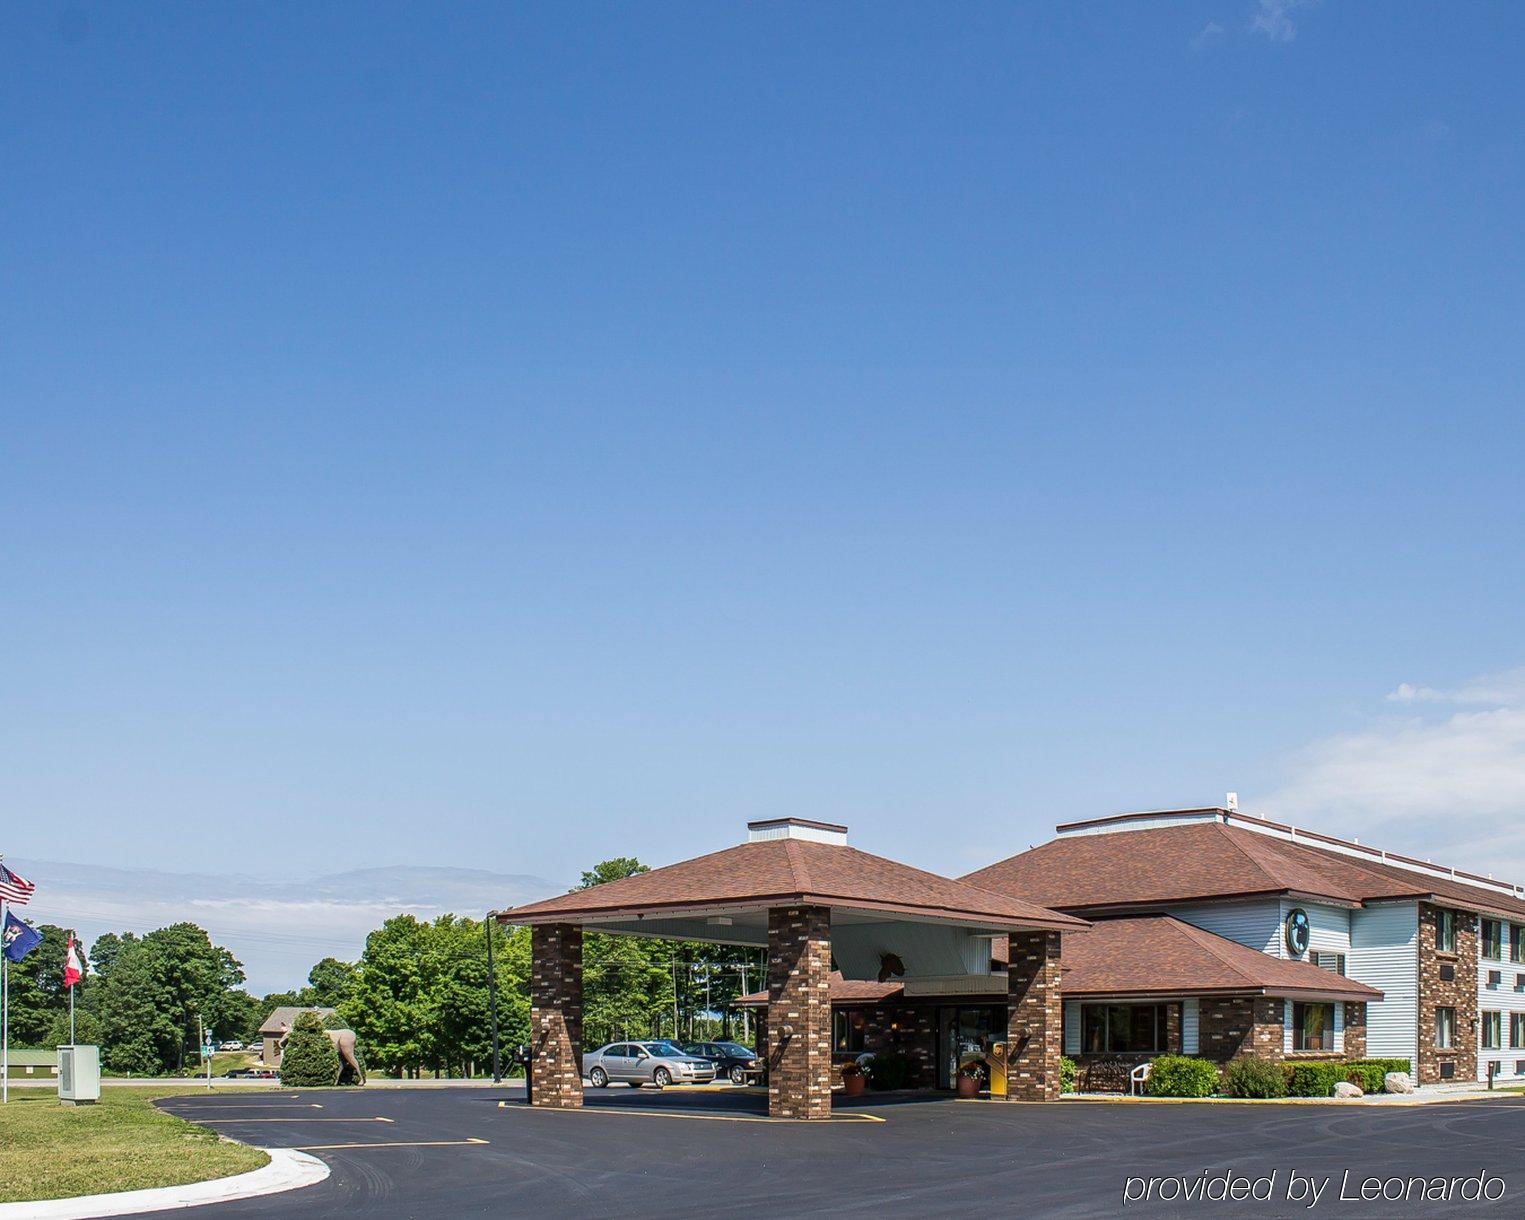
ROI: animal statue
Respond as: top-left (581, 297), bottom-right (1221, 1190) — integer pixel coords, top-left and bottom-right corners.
top-left (877, 952), bottom-right (906, 984)
top-left (277, 1025), bottom-right (366, 1085)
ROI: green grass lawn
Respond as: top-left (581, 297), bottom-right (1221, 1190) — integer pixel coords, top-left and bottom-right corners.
top-left (0, 1086), bottom-right (270, 1203)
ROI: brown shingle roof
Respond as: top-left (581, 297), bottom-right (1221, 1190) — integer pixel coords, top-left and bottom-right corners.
top-left (1059, 916), bottom-right (1383, 1001)
top-left (498, 838), bottom-right (1086, 931)
top-left (258, 1006), bottom-right (335, 1035)
top-left (963, 818), bottom-right (1525, 919)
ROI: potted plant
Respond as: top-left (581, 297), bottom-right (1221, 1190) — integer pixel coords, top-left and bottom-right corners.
top-left (840, 1061), bottom-right (867, 1097)
top-left (956, 1061), bottom-right (985, 1098)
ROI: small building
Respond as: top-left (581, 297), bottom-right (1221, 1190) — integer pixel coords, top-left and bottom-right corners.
top-left (2, 1048), bottom-right (59, 1078)
top-left (257, 1006), bottom-right (335, 1065)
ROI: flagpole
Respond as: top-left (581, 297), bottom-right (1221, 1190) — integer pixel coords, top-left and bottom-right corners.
top-left (2, 895), bottom-right (9, 1105)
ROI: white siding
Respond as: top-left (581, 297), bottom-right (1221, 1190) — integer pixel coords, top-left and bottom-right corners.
top-left (1181, 998), bottom-right (1199, 1054)
top-left (1334, 1001), bottom-right (1345, 1054)
top-left (1476, 919), bottom-right (1525, 1082)
top-left (1063, 1000), bottom-right (1081, 1056)
top-left (1166, 900), bottom-right (1281, 955)
top-left (1283, 1000), bottom-right (1293, 1053)
top-left (1349, 902), bottom-right (1419, 1067)
top-left (1279, 899), bottom-right (1352, 962)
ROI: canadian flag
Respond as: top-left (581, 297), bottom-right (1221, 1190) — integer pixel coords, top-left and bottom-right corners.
top-left (64, 934), bottom-right (85, 988)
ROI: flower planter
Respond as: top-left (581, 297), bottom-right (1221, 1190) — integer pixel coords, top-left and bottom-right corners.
top-left (842, 1072), bottom-right (867, 1097)
top-left (956, 1074), bottom-right (981, 1099)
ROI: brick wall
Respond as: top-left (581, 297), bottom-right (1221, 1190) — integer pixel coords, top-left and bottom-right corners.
top-left (767, 905), bottom-right (833, 1119)
top-left (1417, 903), bottom-right (1478, 1084)
top-left (1007, 931), bottom-right (1062, 1101)
top-left (1196, 996), bottom-right (1285, 1062)
top-left (1342, 1001), bottom-right (1367, 1060)
top-left (529, 923), bottom-right (583, 1108)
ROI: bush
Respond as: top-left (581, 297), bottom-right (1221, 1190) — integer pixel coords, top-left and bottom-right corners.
top-left (863, 1051), bottom-right (913, 1091)
top-left (1222, 1057), bottom-right (1286, 1099)
top-left (1145, 1056), bottom-right (1219, 1098)
top-left (278, 1011), bottom-right (340, 1086)
top-left (1284, 1058), bottom-right (1412, 1096)
top-left (1059, 1056), bottom-right (1077, 1094)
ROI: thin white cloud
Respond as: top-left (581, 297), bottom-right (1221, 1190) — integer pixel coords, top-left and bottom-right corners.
top-left (1263, 666), bottom-right (1525, 881)
top-left (1191, 21), bottom-right (1226, 52)
top-left (1250, 0), bottom-right (1317, 43)
top-left (1386, 666), bottom-right (1525, 707)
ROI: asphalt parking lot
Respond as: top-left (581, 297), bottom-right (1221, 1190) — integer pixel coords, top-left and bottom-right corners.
top-left (149, 1086), bottom-right (1525, 1219)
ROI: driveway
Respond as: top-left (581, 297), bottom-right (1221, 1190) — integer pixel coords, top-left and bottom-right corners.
top-left (149, 1086), bottom-right (1525, 1218)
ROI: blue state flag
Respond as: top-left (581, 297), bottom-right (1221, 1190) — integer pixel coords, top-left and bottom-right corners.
top-left (2, 909), bottom-right (42, 963)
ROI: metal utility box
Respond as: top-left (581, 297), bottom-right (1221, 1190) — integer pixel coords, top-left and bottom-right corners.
top-left (58, 1044), bottom-right (101, 1105)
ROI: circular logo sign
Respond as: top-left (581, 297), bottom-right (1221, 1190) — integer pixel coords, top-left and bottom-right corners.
top-left (1286, 908), bottom-right (1311, 956)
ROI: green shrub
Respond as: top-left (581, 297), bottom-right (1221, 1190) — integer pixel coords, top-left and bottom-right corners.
top-left (1347, 1059), bottom-right (1412, 1093)
top-left (1145, 1055), bottom-right (1219, 1098)
top-left (1059, 1056), bottom-right (1077, 1094)
top-left (1282, 1058), bottom-right (1413, 1097)
top-left (1222, 1056), bottom-right (1286, 1099)
top-left (863, 1051), bottom-right (913, 1091)
top-left (278, 1011), bottom-right (340, 1087)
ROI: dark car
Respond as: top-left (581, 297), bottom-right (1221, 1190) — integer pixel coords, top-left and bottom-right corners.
top-left (680, 1041), bottom-right (761, 1084)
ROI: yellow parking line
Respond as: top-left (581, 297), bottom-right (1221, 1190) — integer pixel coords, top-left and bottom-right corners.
top-left (296, 1138), bottom-right (490, 1150)
top-left (514, 1105), bottom-right (883, 1124)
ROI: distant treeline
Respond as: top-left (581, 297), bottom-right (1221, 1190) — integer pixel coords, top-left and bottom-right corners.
top-left (10, 857), bottom-right (762, 1077)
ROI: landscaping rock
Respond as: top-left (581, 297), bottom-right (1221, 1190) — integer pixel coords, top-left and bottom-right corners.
top-left (1332, 1081), bottom-right (1364, 1099)
top-left (1383, 1071), bottom-right (1415, 1095)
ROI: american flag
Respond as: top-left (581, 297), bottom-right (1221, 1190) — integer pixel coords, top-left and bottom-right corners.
top-left (0, 861), bottom-right (35, 905)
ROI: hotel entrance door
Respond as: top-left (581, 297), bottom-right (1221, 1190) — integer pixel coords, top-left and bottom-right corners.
top-left (936, 1004), bottom-right (1006, 1091)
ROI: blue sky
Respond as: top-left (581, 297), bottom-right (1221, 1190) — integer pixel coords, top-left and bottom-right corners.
top-left (4, 0), bottom-right (1524, 940)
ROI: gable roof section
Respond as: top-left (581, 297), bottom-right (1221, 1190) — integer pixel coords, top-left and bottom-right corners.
top-left (963, 819), bottom-right (1525, 919)
top-left (1059, 916), bottom-right (1383, 1002)
top-left (497, 837), bottom-right (1086, 931)
top-left (258, 1006), bottom-right (335, 1035)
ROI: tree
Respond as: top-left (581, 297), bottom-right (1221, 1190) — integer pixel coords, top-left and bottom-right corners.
top-left (306, 957), bottom-right (358, 1008)
top-left (95, 939), bottom-right (178, 1074)
top-left (5, 924), bottom-right (70, 1046)
top-left (278, 1011), bottom-right (339, 1086)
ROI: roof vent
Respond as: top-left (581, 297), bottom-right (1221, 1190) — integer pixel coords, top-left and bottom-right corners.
top-left (746, 817), bottom-right (848, 846)
top-left (1225, 792), bottom-right (1238, 812)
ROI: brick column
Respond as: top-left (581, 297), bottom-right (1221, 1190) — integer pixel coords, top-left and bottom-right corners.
top-left (1007, 931), bottom-right (1062, 1101)
top-left (529, 923), bottom-right (583, 1108)
top-left (767, 905), bottom-right (832, 1119)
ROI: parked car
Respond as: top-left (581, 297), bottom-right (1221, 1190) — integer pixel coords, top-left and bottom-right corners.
top-left (223, 1066), bottom-right (277, 1079)
top-left (679, 1041), bottom-right (761, 1084)
top-left (581, 1041), bottom-right (717, 1088)
top-left (220, 1040), bottom-right (245, 1052)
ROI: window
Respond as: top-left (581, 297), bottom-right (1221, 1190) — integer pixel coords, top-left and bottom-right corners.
top-left (1511, 1013), bottom-right (1525, 1050)
top-left (1488, 970), bottom-right (1502, 990)
top-left (832, 1009), bottom-right (867, 1054)
top-left (1483, 1012), bottom-right (1502, 1050)
top-left (1482, 919), bottom-right (1503, 959)
top-left (1513, 925), bottom-right (1524, 964)
top-left (1517, 974), bottom-right (1525, 994)
top-left (1435, 1007), bottom-right (1456, 1050)
top-left (1081, 1004), bottom-right (1169, 1054)
top-left (1436, 909), bottom-right (1456, 953)
top-left (1312, 951), bottom-right (1347, 975)
top-left (1292, 1002), bottom-right (1336, 1052)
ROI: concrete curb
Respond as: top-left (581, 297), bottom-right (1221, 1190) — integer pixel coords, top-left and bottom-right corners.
top-left (0, 1147), bottom-right (330, 1219)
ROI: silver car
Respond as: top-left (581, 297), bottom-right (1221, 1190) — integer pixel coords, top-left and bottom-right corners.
top-left (582, 1041), bottom-right (718, 1088)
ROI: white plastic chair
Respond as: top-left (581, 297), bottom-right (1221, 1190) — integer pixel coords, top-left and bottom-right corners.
top-left (1130, 1062), bottom-right (1152, 1096)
